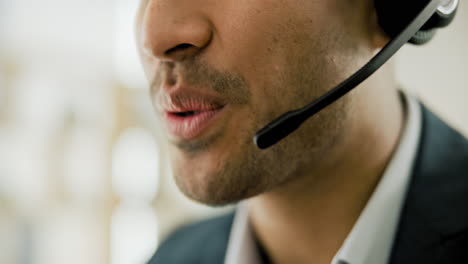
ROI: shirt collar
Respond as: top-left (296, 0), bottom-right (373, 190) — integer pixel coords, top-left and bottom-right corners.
top-left (224, 202), bottom-right (263, 264)
top-left (225, 90), bottom-right (422, 264)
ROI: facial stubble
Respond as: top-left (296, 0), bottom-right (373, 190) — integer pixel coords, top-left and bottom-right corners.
top-left (156, 32), bottom-right (351, 206)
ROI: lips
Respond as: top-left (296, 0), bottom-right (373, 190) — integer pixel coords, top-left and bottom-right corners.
top-left (158, 90), bottom-right (227, 140)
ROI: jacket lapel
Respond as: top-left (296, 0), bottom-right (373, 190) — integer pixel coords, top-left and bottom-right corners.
top-left (389, 104), bottom-right (468, 264)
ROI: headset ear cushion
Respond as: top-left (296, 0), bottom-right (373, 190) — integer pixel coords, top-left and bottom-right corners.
top-left (409, 28), bottom-right (437, 45)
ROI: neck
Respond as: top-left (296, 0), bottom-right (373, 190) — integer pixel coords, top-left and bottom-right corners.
top-left (249, 77), bottom-right (405, 264)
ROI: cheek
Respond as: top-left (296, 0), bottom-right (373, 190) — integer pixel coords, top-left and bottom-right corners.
top-left (209, 1), bottom-right (293, 74)
top-left (208, 3), bottom-right (330, 119)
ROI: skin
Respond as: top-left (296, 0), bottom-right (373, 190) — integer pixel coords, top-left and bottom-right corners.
top-left (136, 0), bottom-right (404, 263)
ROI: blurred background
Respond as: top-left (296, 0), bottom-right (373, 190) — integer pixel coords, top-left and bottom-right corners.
top-left (0, 1), bottom-right (467, 264)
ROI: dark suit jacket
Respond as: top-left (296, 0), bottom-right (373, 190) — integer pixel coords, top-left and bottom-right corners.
top-left (149, 105), bottom-right (468, 264)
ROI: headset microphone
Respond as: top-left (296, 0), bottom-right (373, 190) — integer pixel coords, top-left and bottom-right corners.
top-left (254, 0), bottom-right (459, 149)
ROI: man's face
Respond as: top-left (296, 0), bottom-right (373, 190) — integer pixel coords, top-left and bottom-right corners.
top-left (136, 0), bottom-right (374, 205)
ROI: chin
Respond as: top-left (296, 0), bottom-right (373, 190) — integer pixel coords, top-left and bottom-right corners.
top-left (170, 156), bottom-right (264, 207)
top-left (171, 166), bottom-right (236, 206)
top-left (166, 121), bottom-right (276, 206)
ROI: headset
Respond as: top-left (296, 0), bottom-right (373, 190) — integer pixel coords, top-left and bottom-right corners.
top-left (254, 0), bottom-right (460, 149)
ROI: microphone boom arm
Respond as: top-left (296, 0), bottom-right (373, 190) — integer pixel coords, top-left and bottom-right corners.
top-left (254, 0), bottom-right (441, 149)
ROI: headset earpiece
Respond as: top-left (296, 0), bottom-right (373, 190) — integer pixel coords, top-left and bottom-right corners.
top-left (375, 0), bottom-right (459, 45)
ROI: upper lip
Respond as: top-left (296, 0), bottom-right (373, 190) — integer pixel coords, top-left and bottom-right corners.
top-left (156, 87), bottom-right (227, 114)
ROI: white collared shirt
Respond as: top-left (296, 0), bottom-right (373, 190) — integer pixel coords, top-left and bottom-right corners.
top-left (224, 90), bottom-right (422, 264)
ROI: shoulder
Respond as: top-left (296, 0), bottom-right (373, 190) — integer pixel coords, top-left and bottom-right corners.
top-left (147, 212), bottom-right (235, 264)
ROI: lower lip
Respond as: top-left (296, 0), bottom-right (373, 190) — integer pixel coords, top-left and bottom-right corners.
top-left (163, 107), bottom-right (226, 140)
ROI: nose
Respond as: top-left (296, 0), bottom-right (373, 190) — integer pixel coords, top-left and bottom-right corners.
top-left (139, 1), bottom-right (213, 62)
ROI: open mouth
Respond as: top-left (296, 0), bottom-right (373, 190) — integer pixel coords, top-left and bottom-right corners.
top-left (157, 89), bottom-right (228, 140)
top-left (163, 106), bottom-right (226, 140)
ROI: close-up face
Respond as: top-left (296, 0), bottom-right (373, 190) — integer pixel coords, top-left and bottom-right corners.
top-left (135, 0), bottom-right (381, 205)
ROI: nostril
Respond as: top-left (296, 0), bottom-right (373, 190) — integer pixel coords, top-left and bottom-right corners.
top-left (165, 43), bottom-right (194, 56)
